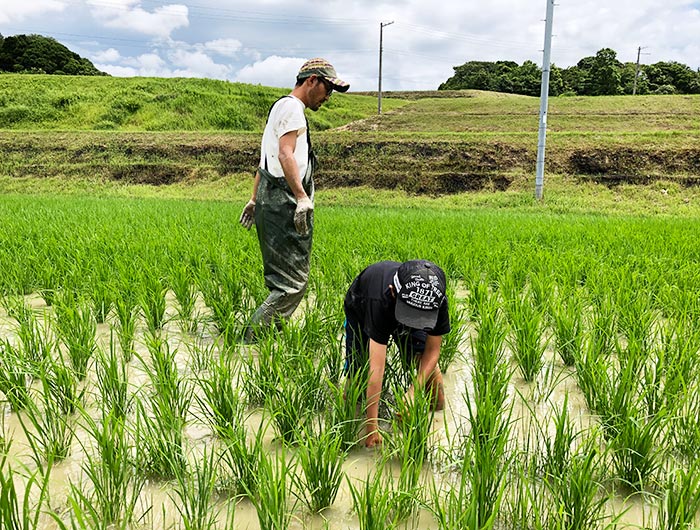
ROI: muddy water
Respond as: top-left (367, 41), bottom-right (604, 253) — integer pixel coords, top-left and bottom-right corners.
top-left (0, 294), bottom-right (657, 529)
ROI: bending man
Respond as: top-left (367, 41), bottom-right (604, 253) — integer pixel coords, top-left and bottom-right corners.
top-left (344, 259), bottom-right (450, 448)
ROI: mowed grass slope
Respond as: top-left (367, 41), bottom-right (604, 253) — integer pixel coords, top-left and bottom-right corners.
top-left (348, 90), bottom-right (700, 135)
top-left (0, 74), bottom-right (404, 131)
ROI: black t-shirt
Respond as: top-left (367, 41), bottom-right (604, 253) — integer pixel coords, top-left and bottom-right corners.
top-left (344, 261), bottom-right (451, 345)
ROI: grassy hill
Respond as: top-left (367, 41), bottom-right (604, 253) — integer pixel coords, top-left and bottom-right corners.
top-left (1, 74), bottom-right (699, 204)
top-left (0, 74), bottom-right (401, 131)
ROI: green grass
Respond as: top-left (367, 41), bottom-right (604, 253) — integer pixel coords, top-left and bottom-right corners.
top-left (0, 74), bottom-right (403, 131)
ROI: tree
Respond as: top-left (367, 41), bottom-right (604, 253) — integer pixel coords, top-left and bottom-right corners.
top-left (643, 61), bottom-right (699, 94)
top-left (589, 48), bottom-right (622, 95)
top-left (0, 34), bottom-right (106, 75)
top-left (439, 49), bottom-right (697, 96)
top-left (549, 65), bottom-right (565, 96)
top-left (511, 60), bottom-right (541, 96)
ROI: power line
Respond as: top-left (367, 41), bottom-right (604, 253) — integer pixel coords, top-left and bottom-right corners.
top-left (54, 0), bottom-right (371, 26)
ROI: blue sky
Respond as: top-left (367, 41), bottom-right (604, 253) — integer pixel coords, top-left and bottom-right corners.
top-left (1, 0), bottom-right (699, 91)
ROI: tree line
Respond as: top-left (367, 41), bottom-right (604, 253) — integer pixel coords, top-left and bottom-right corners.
top-left (439, 48), bottom-right (700, 96)
top-left (0, 34), bottom-right (106, 76)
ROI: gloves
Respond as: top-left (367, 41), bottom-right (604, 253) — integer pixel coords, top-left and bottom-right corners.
top-left (294, 196), bottom-right (314, 235)
top-left (239, 199), bottom-right (256, 230)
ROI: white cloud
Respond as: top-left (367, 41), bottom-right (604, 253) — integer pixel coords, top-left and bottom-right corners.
top-left (95, 63), bottom-right (138, 76)
top-left (86, 0), bottom-right (189, 38)
top-left (92, 48), bottom-right (121, 62)
top-left (234, 56), bottom-right (305, 88)
top-left (0, 0), bottom-right (66, 24)
top-left (101, 52), bottom-right (170, 76)
top-left (168, 49), bottom-right (231, 78)
top-left (202, 38), bottom-right (242, 57)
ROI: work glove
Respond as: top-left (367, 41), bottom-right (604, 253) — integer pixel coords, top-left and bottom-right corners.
top-left (294, 196), bottom-right (314, 235)
top-left (239, 199), bottom-right (256, 230)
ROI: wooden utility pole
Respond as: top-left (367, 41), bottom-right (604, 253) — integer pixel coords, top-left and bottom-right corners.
top-left (378, 20), bottom-right (394, 115)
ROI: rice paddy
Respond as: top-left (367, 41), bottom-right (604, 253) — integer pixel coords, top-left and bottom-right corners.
top-left (1, 193), bottom-right (700, 529)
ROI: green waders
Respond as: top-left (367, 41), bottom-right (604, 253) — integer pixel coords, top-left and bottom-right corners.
top-left (249, 160), bottom-right (315, 329)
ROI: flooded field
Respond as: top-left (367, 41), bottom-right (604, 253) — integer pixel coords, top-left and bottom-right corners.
top-left (1, 195), bottom-right (700, 529)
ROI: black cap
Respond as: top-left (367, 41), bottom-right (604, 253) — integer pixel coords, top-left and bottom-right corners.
top-left (393, 260), bottom-right (447, 330)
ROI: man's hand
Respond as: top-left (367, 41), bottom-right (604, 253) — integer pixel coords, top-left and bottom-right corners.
top-left (294, 196), bottom-right (314, 235)
top-left (239, 199), bottom-right (256, 230)
top-left (365, 426), bottom-right (383, 448)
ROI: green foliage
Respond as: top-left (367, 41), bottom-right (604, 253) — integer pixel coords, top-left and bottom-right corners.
top-left (0, 34), bottom-right (104, 75)
top-left (441, 47), bottom-right (700, 96)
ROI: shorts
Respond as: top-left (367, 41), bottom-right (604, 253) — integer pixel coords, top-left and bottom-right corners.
top-left (344, 314), bottom-right (427, 376)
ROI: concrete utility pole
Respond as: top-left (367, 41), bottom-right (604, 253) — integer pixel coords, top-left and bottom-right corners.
top-left (632, 46), bottom-right (649, 95)
top-left (535, 0), bottom-right (555, 201)
top-left (378, 20), bottom-right (394, 115)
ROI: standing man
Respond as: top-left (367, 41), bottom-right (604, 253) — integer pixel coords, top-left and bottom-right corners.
top-left (240, 58), bottom-right (349, 338)
top-left (344, 259), bottom-right (450, 448)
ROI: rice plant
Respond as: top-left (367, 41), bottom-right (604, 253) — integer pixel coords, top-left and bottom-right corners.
top-left (240, 333), bottom-right (280, 408)
top-left (133, 397), bottom-right (187, 481)
top-left (347, 467), bottom-right (396, 530)
top-left (439, 298), bottom-right (467, 374)
top-left (0, 442), bottom-right (52, 530)
top-left (134, 337), bottom-right (191, 479)
top-left (218, 420), bottom-right (264, 498)
top-left (140, 271), bottom-right (168, 336)
top-left (171, 448), bottom-right (219, 530)
top-left (41, 353), bottom-right (82, 416)
top-left (95, 333), bottom-right (130, 418)
top-left (549, 286), bottom-right (584, 366)
top-left (616, 281), bottom-right (657, 357)
top-left (0, 339), bottom-right (31, 411)
top-left (68, 408), bottom-right (145, 526)
top-left (292, 423), bottom-right (347, 513)
top-left (502, 449), bottom-right (546, 530)
top-left (114, 291), bottom-right (138, 363)
top-left (88, 264), bottom-right (114, 324)
top-left (4, 298), bottom-right (53, 372)
top-left (185, 336), bottom-right (216, 374)
top-left (535, 398), bottom-right (612, 530)
top-left (609, 405), bottom-right (666, 491)
top-left (656, 461), bottom-right (700, 530)
top-left (247, 445), bottom-right (297, 530)
top-left (17, 383), bottom-right (74, 468)
top-left (142, 335), bottom-right (192, 423)
top-left (462, 297), bottom-right (513, 529)
top-left (195, 350), bottom-right (245, 438)
top-left (197, 252), bottom-right (246, 342)
top-left (429, 452), bottom-right (505, 530)
top-left (389, 376), bottom-right (435, 467)
top-left (671, 387), bottom-right (700, 460)
top-left (325, 371), bottom-right (365, 451)
top-left (53, 293), bottom-right (97, 381)
top-left (505, 290), bottom-right (548, 382)
top-left (267, 373), bottom-right (315, 446)
top-left (170, 262), bottom-right (198, 334)
top-left (588, 288), bottom-right (617, 356)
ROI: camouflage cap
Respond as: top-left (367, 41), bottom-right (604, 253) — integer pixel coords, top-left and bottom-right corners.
top-left (297, 58), bottom-right (350, 92)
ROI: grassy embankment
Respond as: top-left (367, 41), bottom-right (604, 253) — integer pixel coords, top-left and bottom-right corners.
top-left (1, 74), bottom-right (700, 215)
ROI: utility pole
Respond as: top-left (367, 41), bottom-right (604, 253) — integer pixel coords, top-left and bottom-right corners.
top-left (633, 46), bottom-right (649, 95)
top-left (378, 20), bottom-right (394, 115)
top-left (535, 0), bottom-right (555, 201)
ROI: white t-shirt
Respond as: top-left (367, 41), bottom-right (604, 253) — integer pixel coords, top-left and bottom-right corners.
top-left (259, 96), bottom-right (309, 180)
